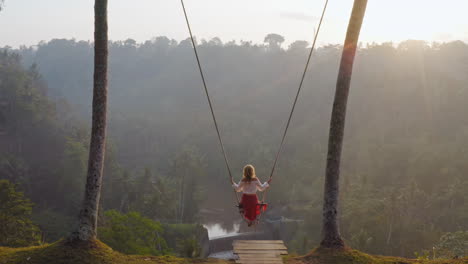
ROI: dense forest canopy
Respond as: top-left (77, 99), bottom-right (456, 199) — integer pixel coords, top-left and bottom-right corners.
top-left (1, 36), bottom-right (468, 257)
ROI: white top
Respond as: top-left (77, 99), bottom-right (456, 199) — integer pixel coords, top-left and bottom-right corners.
top-left (232, 179), bottom-right (269, 194)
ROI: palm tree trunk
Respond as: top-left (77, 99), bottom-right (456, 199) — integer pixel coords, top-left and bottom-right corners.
top-left (320, 0), bottom-right (368, 249)
top-left (72, 0), bottom-right (108, 241)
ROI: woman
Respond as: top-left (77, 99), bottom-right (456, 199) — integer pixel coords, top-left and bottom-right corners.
top-left (232, 164), bottom-right (272, 226)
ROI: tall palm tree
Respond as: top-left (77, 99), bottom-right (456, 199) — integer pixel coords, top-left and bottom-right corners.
top-left (321, 0), bottom-right (368, 249)
top-left (72, 0), bottom-right (108, 241)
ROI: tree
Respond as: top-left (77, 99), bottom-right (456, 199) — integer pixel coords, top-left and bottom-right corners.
top-left (264, 33), bottom-right (285, 49)
top-left (172, 148), bottom-right (205, 223)
top-left (321, 0), bottom-right (368, 249)
top-left (0, 0), bottom-right (5, 11)
top-left (288, 40), bottom-right (309, 51)
top-left (0, 180), bottom-right (40, 247)
top-left (58, 139), bottom-right (88, 213)
top-left (72, 0), bottom-right (109, 241)
top-left (130, 168), bottom-right (156, 215)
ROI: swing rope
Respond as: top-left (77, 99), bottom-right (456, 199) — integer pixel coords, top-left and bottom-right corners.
top-left (261, 0), bottom-right (329, 203)
top-left (180, 0), bottom-right (329, 209)
top-left (181, 0), bottom-right (240, 204)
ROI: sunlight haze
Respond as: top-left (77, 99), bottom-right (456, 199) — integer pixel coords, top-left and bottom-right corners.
top-left (1, 0), bottom-right (467, 47)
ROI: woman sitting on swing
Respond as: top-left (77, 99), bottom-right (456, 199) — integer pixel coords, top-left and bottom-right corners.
top-left (231, 164), bottom-right (272, 226)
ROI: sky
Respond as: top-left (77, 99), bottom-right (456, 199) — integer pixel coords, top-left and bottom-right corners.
top-left (1, 0), bottom-right (467, 48)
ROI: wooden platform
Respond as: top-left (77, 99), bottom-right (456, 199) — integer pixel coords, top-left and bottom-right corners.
top-left (233, 240), bottom-right (287, 264)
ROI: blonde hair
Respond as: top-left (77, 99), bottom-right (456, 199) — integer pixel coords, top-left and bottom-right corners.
top-left (242, 164), bottom-right (257, 182)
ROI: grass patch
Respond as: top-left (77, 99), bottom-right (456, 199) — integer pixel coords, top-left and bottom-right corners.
top-left (2, 241), bottom-right (467, 264)
top-left (285, 247), bottom-right (468, 264)
top-left (0, 240), bottom-right (229, 264)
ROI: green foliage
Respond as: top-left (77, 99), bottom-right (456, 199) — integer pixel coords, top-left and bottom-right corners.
top-left (31, 208), bottom-right (76, 242)
top-left (414, 250), bottom-right (431, 260)
top-left (175, 237), bottom-right (200, 258)
top-left (0, 50), bottom-right (126, 242)
top-left (0, 239), bottom-right (227, 264)
top-left (57, 138), bottom-right (88, 212)
top-left (287, 247), bottom-right (468, 264)
top-left (0, 155), bottom-right (28, 187)
top-left (171, 147), bottom-right (206, 223)
top-left (0, 50), bottom-right (79, 242)
top-left (288, 234), bottom-right (315, 256)
top-left (162, 224), bottom-right (207, 258)
top-left (290, 177), bottom-right (467, 257)
top-left (3, 39), bottom-right (468, 258)
top-left (141, 175), bottom-right (179, 221)
top-left (0, 179), bottom-right (40, 247)
top-left (349, 229), bottom-right (374, 253)
top-left (98, 210), bottom-right (169, 256)
top-left (434, 231), bottom-right (468, 258)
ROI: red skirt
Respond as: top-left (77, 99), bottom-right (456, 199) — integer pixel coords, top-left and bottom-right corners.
top-left (240, 194), bottom-right (267, 221)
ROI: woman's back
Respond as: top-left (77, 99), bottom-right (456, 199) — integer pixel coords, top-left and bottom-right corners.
top-left (233, 178), bottom-right (269, 194)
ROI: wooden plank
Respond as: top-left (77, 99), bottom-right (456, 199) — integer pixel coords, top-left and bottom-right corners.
top-left (238, 260), bottom-right (283, 263)
top-left (234, 245), bottom-right (286, 249)
top-left (239, 256), bottom-right (283, 259)
top-left (238, 256), bottom-right (283, 258)
top-left (238, 254), bottom-right (280, 257)
top-left (235, 260), bottom-right (283, 264)
top-left (234, 249), bottom-right (288, 255)
top-left (236, 259), bottom-right (283, 264)
top-left (234, 244), bottom-right (287, 250)
top-left (239, 260), bottom-right (283, 262)
top-left (237, 254), bottom-right (281, 259)
top-left (234, 241), bottom-right (284, 244)
top-left (234, 249), bottom-right (287, 252)
top-left (235, 249), bottom-right (287, 252)
top-left (238, 253), bottom-right (280, 256)
top-left (239, 258), bottom-right (282, 260)
top-left (233, 240), bottom-right (288, 263)
top-left (239, 258), bottom-right (283, 261)
top-left (234, 248), bottom-right (287, 252)
top-left (234, 240), bottom-right (284, 244)
top-left (234, 243), bottom-right (284, 246)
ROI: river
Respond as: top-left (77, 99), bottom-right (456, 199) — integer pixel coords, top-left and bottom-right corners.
top-left (203, 222), bottom-right (240, 239)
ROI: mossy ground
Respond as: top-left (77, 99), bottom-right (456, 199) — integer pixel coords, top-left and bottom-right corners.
top-left (0, 240), bottom-right (230, 264)
top-left (2, 242), bottom-right (467, 264)
top-left (285, 247), bottom-right (468, 264)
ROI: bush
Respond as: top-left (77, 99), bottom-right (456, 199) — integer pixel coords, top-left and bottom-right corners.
top-left (162, 224), bottom-right (208, 258)
top-left (435, 231), bottom-right (468, 258)
top-left (98, 210), bottom-right (169, 255)
top-left (0, 179), bottom-right (41, 247)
